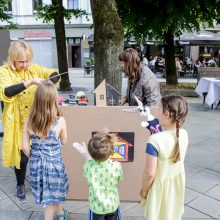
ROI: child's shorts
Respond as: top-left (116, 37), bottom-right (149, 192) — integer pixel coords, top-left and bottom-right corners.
top-left (88, 207), bottom-right (121, 220)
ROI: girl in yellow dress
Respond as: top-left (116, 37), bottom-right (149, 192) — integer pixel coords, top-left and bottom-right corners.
top-left (140, 95), bottom-right (188, 220)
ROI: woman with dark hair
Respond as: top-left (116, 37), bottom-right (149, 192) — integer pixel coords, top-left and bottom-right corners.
top-left (119, 48), bottom-right (161, 106)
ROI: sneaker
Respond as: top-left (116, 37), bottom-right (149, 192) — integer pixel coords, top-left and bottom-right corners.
top-left (16, 185), bottom-right (27, 203)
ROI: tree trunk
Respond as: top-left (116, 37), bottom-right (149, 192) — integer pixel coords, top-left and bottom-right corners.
top-left (52, 0), bottom-right (71, 91)
top-left (164, 29), bottom-right (178, 85)
top-left (91, 0), bottom-right (124, 92)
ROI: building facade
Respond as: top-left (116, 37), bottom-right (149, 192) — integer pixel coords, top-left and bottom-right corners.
top-left (1, 0), bottom-right (93, 68)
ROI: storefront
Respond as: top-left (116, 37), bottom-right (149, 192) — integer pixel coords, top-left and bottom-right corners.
top-left (9, 25), bottom-right (93, 68)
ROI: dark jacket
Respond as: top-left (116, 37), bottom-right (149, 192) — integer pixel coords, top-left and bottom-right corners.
top-left (125, 66), bottom-right (161, 106)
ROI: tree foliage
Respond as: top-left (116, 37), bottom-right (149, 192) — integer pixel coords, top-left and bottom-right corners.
top-left (37, 0), bottom-right (87, 91)
top-left (0, 0), bottom-right (17, 29)
top-left (116, 0), bottom-right (220, 85)
top-left (37, 3), bottom-right (87, 24)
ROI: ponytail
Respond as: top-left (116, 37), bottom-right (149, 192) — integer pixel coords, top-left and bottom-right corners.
top-left (172, 107), bottom-right (181, 163)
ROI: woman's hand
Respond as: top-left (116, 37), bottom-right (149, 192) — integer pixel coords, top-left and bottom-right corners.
top-left (24, 78), bottom-right (44, 88)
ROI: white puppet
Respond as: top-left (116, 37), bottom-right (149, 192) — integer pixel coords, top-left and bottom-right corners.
top-left (73, 96), bottom-right (162, 158)
top-left (123, 95), bottom-right (162, 135)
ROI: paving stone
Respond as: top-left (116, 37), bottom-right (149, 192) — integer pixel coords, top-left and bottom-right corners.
top-left (0, 197), bottom-right (20, 211)
top-left (1, 179), bottom-right (31, 197)
top-left (205, 185), bottom-right (220, 201)
top-left (72, 203), bottom-right (89, 214)
top-left (29, 211), bottom-right (44, 220)
top-left (0, 210), bottom-right (32, 220)
top-left (196, 138), bottom-right (220, 154)
top-left (0, 165), bottom-right (15, 177)
top-left (62, 200), bottom-right (88, 213)
top-left (185, 146), bottom-right (220, 168)
top-left (185, 187), bottom-right (201, 204)
top-left (208, 161), bottom-right (220, 173)
top-left (188, 195), bottom-right (220, 218)
top-left (185, 161), bottom-right (204, 178)
top-left (186, 169), bottom-right (220, 193)
top-left (183, 205), bottom-right (214, 219)
top-left (0, 189), bottom-right (8, 200)
top-left (0, 176), bottom-right (16, 188)
top-left (122, 203), bottom-right (144, 216)
top-left (120, 202), bottom-right (140, 214)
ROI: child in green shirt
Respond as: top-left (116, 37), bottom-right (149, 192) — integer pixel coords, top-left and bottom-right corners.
top-left (75, 132), bottom-right (123, 220)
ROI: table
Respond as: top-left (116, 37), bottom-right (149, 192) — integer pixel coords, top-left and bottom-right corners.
top-left (195, 77), bottom-right (220, 108)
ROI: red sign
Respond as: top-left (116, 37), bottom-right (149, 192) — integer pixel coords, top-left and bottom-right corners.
top-left (24, 31), bottom-right (51, 38)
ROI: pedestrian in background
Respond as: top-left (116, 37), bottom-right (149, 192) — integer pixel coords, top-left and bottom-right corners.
top-left (0, 40), bottom-right (60, 203)
top-left (119, 48), bottom-right (161, 106)
top-left (22, 81), bottom-right (68, 220)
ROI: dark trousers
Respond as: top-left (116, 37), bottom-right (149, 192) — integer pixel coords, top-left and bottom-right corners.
top-left (88, 208), bottom-right (120, 220)
top-left (0, 101), bottom-right (4, 112)
top-left (14, 151), bottom-right (29, 186)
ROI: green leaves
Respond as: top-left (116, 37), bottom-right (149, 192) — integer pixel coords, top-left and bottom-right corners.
top-left (0, 0), bottom-right (17, 29)
top-left (116, 0), bottom-right (220, 43)
top-left (36, 4), bottom-right (88, 24)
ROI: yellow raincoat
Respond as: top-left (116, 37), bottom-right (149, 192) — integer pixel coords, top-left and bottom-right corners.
top-left (0, 64), bottom-right (58, 169)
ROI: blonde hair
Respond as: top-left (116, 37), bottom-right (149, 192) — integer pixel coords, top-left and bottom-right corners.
top-left (28, 81), bottom-right (62, 138)
top-left (161, 95), bottom-right (188, 163)
top-left (7, 40), bottom-right (33, 70)
top-left (88, 132), bottom-right (116, 161)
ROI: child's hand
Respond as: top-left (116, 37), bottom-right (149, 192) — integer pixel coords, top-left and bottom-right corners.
top-left (72, 142), bottom-right (92, 160)
top-left (140, 188), bottom-right (147, 200)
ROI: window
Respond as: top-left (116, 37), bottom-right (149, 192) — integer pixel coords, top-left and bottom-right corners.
top-left (4, 0), bottom-right (12, 14)
top-left (67, 0), bottom-right (79, 9)
top-left (33, 0), bottom-right (42, 11)
top-left (86, 0), bottom-right (91, 13)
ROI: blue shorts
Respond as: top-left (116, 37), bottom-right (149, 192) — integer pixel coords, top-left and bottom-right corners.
top-left (88, 208), bottom-right (121, 220)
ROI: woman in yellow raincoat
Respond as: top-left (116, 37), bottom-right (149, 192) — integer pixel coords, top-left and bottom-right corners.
top-left (0, 40), bottom-right (60, 203)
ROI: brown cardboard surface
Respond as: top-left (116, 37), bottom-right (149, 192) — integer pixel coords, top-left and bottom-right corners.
top-left (62, 106), bottom-right (159, 202)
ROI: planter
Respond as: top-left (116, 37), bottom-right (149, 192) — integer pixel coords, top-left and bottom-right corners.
top-left (161, 88), bottom-right (198, 97)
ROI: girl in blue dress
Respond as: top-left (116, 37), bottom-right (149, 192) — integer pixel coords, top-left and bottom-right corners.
top-left (22, 81), bottom-right (68, 220)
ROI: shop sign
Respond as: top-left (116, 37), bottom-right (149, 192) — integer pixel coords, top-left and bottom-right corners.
top-left (24, 31), bottom-right (52, 38)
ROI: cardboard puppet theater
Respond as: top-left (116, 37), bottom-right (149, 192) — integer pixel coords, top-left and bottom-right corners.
top-left (62, 80), bottom-right (159, 202)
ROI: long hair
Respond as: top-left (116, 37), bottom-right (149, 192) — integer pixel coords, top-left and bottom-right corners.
top-left (161, 95), bottom-right (188, 163)
top-left (119, 48), bottom-right (142, 84)
top-left (88, 132), bottom-right (116, 161)
top-left (28, 81), bottom-right (62, 137)
top-left (7, 40), bottom-right (33, 71)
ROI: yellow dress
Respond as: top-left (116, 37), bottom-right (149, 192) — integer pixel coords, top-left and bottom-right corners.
top-left (141, 129), bottom-right (188, 220)
top-left (0, 64), bottom-right (57, 168)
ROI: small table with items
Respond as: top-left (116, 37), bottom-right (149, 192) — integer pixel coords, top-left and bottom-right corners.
top-left (195, 77), bottom-right (220, 109)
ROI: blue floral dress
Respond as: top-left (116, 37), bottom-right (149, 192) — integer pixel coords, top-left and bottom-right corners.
top-left (29, 117), bottom-right (69, 205)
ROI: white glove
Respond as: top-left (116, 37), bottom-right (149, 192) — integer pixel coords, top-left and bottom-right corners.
top-left (141, 121), bottom-right (149, 128)
top-left (72, 142), bottom-right (92, 160)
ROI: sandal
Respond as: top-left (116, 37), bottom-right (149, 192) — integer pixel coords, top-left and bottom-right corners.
top-left (57, 208), bottom-right (68, 220)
